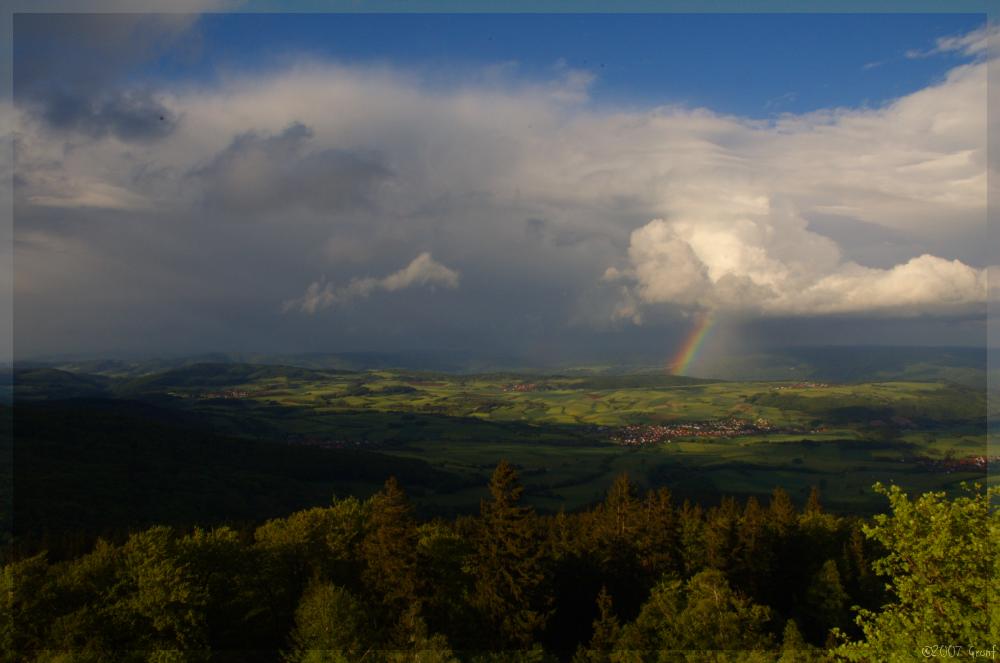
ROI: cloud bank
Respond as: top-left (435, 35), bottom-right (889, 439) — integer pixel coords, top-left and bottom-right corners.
top-left (9, 21), bottom-right (993, 356)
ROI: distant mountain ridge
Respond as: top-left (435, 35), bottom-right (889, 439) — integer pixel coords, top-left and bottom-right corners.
top-left (11, 345), bottom-right (990, 388)
top-left (695, 345), bottom-right (987, 387)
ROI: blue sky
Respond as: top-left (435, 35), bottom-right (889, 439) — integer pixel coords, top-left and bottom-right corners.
top-left (140, 13), bottom-right (990, 117)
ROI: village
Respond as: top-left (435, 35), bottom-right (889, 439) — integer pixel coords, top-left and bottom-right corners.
top-left (201, 388), bottom-right (252, 400)
top-left (284, 433), bottom-right (384, 450)
top-left (913, 454), bottom-right (995, 474)
top-left (610, 417), bottom-right (779, 447)
top-left (502, 382), bottom-right (547, 393)
top-left (771, 381), bottom-right (830, 391)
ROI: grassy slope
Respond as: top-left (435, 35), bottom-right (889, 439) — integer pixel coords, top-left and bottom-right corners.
top-left (6, 399), bottom-right (471, 556)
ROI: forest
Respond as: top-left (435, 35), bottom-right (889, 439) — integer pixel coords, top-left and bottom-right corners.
top-left (4, 461), bottom-right (996, 662)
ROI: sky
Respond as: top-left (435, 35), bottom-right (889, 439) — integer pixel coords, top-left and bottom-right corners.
top-left (7, 12), bottom-right (996, 363)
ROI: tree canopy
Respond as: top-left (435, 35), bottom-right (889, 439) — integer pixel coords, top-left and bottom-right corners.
top-left (3, 467), bottom-right (993, 662)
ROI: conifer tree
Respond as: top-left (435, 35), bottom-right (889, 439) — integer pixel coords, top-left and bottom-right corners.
top-left (778, 619), bottom-right (815, 663)
top-left (798, 487), bottom-right (841, 567)
top-left (360, 477), bottom-right (421, 620)
top-left (590, 474), bottom-right (643, 613)
top-left (572, 586), bottom-right (620, 663)
top-left (768, 488), bottom-right (799, 539)
top-left (803, 559), bottom-right (849, 641)
top-left (601, 474), bottom-right (639, 539)
top-left (636, 487), bottom-right (679, 579)
top-left (734, 495), bottom-right (773, 601)
top-left (703, 496), bottom-right (740, 574)
top-left (385, 602), bottom-right (460, 663)
top-left (839, 523), bottom-right (881, 611)
top-left (471, 460), bottom-right (550, 650)
top-left (766, 487), bottom-right (800, 612)
top-left (805, 487), bottom-right (822, 514)
top-left (677, 500), bottom-right (705, 577)
top-left (416, 521), bottom-right (475, 643)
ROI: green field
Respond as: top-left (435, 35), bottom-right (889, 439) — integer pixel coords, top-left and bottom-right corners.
top-left (38, 363), bottom-right (977, 516)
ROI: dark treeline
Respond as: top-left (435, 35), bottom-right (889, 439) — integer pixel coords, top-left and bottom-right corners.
top-left (3, 462), bottom-right (995, 662)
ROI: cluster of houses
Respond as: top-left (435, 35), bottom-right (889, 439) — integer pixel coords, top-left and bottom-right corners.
top-left (611, 417), bottom-right (776, 447)
top-left (772, 381), bottom-right (829, 391)
top-left (914, 454), bottom-right (995, 473)
top-left (284, 434), bottom-right (382, 450)
top-left (502, 382), bottom-right (544, 393)
top-left (201, 388), bottom-right (252, 399)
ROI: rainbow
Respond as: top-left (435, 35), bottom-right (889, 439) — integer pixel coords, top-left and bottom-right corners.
top-left (668, 314), bottom-right (715, 376)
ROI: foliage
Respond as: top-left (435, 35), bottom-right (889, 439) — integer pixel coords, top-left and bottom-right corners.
top-left (832, 483), bottom-right (998, 661)
top-left (3, 466), bottom-right (992, 661)
top-left (284, 581), bottom-right (369, 663)
top-left (470, 461), bottom-right (550, 650)
top-left (612, 569), bottom-right (774, 661)
top-left (572, 586), bottom-right (621, 663)
top-left (361, 477), bottom-right (421, 631)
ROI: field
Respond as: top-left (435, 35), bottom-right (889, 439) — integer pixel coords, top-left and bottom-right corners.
top-left (11, 360), bottom-right (989, 529)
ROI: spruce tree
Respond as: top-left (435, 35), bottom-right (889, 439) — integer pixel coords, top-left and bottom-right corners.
top-left (360, 477), bottom-right (421, 620)
top-left (703, 496), bottom-right (740, 574)
top-left (734, 495), bottom-right (773, 601)
top-left (590, 474), bottom-right (644, 615)
top-left (805, 486), bottom-right (823, 515)
top-left (778, 619), bottom-right (814, 663)
top-left (677, 500), bottom-right (705, 577)
top-left (601, 474), bottom-right (639, 539)
top-left (637, 487), bottom-right (679, 580)
top-left (803, 559), bottom-right (849, 641)
top-left (768, 488), bottom-right (799, 539)
top-left (572, 586), bottom-right (620, 663)
top-left (766, 487), bottom-right (800, 612)
top-left (471, 460), bottom-right (550, 650)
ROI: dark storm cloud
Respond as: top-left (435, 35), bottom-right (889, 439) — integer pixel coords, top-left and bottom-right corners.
top-left (523, 216), bottom-right (618, 249)
top-left (191, 123), bottom-right (392, 214)
top-left (524, 217), bottom-right (547, 242)
top-left (14, 13), bottom-right (194, 142)
top-left (806, 214), bottom-right (926, 269)
top-left (39, 88), bottom-right (177, 142)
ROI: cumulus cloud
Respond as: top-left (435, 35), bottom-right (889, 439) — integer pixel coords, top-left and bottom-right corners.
top-left (606, 202), bottom-right (989, 317)
top-left (284, 253), bottom-right (460, 314)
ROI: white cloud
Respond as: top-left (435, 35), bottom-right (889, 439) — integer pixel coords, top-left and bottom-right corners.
top-left (608, 210), bottom-right (989, 317)
top-left (284, 252), bottom-right (459, 314)
top-left (906, 23), bottom-right (998, 59)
